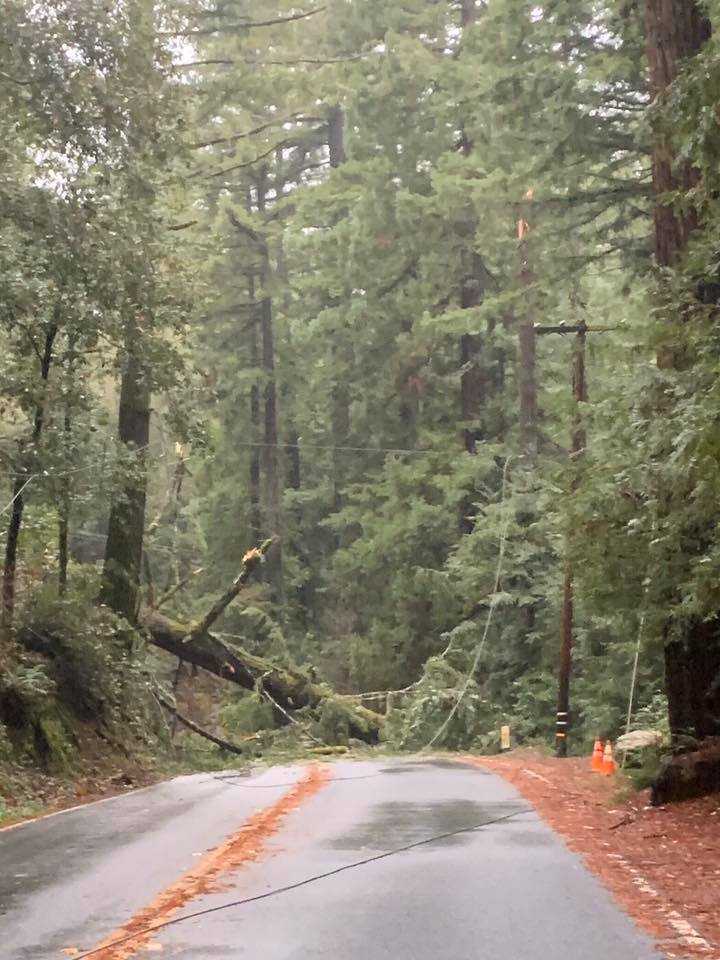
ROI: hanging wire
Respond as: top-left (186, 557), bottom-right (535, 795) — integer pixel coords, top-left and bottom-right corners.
top-left (625, 610), bottom-right (646, 738)
top-left (423, 456), bottom-right (514, 751)
top-left (0, 474), bottom-right (38, 519)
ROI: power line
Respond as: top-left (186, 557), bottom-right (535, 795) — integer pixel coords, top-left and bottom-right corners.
top-left (72, 805), bottom-right (533, 960)
top-left (0, 474), bottom-right (37, 519)
top-left (210, 439), bottom-right (438, 456)
top-left (423, 456), bottom-right (514, 750)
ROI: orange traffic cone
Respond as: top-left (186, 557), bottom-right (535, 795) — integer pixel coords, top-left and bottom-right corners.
top-left (601, 741), bottom-right (617, 776)
top-left (591, 738), bottom-right (604, 773)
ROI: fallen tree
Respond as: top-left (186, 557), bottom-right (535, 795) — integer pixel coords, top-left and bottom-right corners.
top-left (140, 542), bottom-right (384, 744)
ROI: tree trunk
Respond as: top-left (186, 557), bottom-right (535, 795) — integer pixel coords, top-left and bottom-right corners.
top-left (2, 323), bottom-right (57, 631)
top-left (255, 171), bottom-right (283, 602)
top-left (259, 291), bottom-right (283, 599)
top-left (516, 191), bottom-right (539, 458)
top-left (459, 248), bottom-right (489, 458)
top-left (327, 108), bottom-right (352, 515)
top-left (665, 624), bottom-right (720, 740)
top-left (645, 1), bottom-right (711, 269)
top-left (328, 105), bottom-right (346, 168)
top-left (458, 259), bottom-right (488, 533)
top-left (247, 273), bottom-right (263, 541)
top-left (57, 407), bottom-right (71, 597)
top-left (517, 328), bottom-right (537, 456)
top-left (143, 608), bottom-right (383, 742)
top-left (331, 366), bottom-right (351, 513)
top-left (137, 540), bottom-right (382, 742)
top-left (461, 0), bottom-right (477, 28)
top-left (651, 737), bottom-right (720, 805)
top-left (99, 337), bottom-right (151, 624)
top-left (57, 333), bottom-right (78, 597)
top-left (556, 327), bottom-right (588, 757)
top-left (456, 2), bottom-right (491, 533)
top-left (2, 476), bottom-right (28, 633)
top-left (643, 4), bottom-right (717, 756)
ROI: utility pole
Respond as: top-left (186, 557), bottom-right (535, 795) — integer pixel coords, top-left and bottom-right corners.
top-left (536, 321), bottom-right (587, 756)
top-left (534, 319), bottom-right (620, 756)
top-left (517, 193), bottom-right (538, 458)
top-left (518, 194), bottom-right (610, 756)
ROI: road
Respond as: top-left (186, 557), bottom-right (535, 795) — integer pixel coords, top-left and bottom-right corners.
top-left (1, 758), bottom-right (663, 959)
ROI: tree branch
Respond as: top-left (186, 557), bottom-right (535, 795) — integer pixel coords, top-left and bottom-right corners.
top-left (190, 113), bottom-right (323, 151)
top-left (0, 70), bottom-right (32, 86)
top-left (186, 539), bottom-right (273, 642)
top-left (166, 6), bottom-right (325, 36)
top-left (168, 219), bottom-right (199, 231)
top-left (179, 53), bottom-right (366, 69)
top-left (156, 568), bottom-right (204, 610)
top-left (196, 139), bottom-right (292, 179)
top-left (228, 210), bottom-right (268, 251)
top-left (155, 692), bottom-right (246, 755)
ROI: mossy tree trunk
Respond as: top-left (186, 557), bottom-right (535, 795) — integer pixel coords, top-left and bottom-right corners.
top-left (99, 338), bottom-right (151, 624)
top-left (138, 542), bottom-right (383, 743)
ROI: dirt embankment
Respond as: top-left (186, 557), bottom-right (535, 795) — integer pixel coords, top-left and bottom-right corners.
top-left (464, 752), bottom-right (720, 960)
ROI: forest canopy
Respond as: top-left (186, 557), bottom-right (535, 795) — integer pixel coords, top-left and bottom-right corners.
top-left (1, 0), bottom-right (720, 791)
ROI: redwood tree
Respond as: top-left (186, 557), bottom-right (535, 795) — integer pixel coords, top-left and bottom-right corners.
top-left (644, 1), bottom-right (717, 742)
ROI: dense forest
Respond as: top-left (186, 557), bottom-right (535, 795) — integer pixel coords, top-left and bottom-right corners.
top-left (2, 0), bottom-right (720, 798)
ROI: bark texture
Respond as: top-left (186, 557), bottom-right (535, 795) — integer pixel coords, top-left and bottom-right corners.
top-left (255, 171), bottom-right (284, 601)
top-left (644, 0), bottom-right (711, 267)
top-left (140, 541), bottom-right (383, 743)
top-left (651, 737), bottom-right (720, 805)
top-left (248, 272), bottom-right (263, 541)
top-left (99, 341), bottom-right (151, 623)
top-left (556, 328), bottom-right (588, 757)
top-left (643, 4), bottom-right (720, 770)
top-left (327, 107), bottom-right (352, 516)
top-left (143, 613), bottom-right (383, 742)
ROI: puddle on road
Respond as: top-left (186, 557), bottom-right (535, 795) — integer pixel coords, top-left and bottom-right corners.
top-left (424, 758), bottom-right (490, 772)
top-left (379, 759), bottom-right (490, 775)
top-left (379, 764), bottom-right (426, 775)
top-left (326, 799), bottom-right (528, 851)
top-left (495, 827), bottom-right (553, 847)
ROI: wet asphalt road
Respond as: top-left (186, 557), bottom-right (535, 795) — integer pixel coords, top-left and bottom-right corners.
top-left (1, 758), bottom-right (663, 959)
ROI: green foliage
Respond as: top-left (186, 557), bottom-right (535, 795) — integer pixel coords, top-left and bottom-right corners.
top-left (6, 588), bottom-right (163, 767)
top-left (2, 0), bottom-right (720, 774)
top-left (220, 693), bottom-right (276, 736)
top-left (384, 658), bottom-right (499, 751)
top-left (0, 663), bottom-right (55, 703)
top-left (313, 699), bottom-right (351, 747)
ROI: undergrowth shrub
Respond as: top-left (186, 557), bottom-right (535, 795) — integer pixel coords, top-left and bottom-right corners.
top-left (5, 583), bottom-right (165, 769)
top-left (221, 692), bottom-right (276, 735)
top-left (313, 699), bottom-right (350, 746)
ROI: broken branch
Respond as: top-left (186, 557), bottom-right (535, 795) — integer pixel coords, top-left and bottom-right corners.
top-left (155, 692), bottom-right (245, 756)
top-left (186, 539), bottom-right (273, 642)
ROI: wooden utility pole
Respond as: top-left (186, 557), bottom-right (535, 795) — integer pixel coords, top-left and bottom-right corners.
top-left (535, 321), bottom-right (588, 756)
top-left (534, 320), bottom-right (623, 756)
top-left (520, 187), bottom-right (614, 756)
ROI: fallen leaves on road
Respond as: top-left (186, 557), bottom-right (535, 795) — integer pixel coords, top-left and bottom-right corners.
top-left (463, 751), bottom-right (720, 960)
top-left (77, 764), bottom-right (330, 960)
